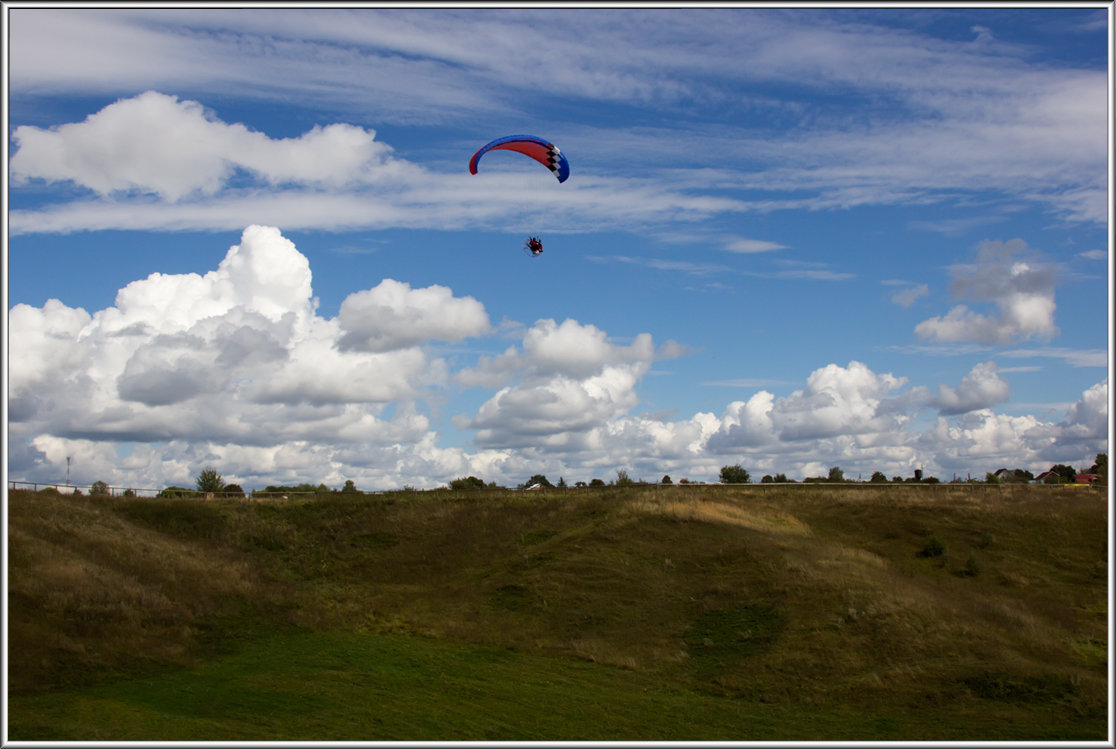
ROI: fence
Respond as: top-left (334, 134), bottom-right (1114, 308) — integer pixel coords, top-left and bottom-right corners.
top-left (7, 480), bottom-right (166, 497)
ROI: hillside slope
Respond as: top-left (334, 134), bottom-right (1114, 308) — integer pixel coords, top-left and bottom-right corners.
top-left (7, 484), bottom-right (1108, 731)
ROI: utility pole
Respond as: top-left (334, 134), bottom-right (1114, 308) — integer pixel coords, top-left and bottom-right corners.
top-left (66, 456), bottom-right (72, 486)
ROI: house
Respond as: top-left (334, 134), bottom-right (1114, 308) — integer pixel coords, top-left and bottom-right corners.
top-left (1034, 470), bottom-right (1059, 484)
top-left (1073, 473), bottom-right (1100, 486)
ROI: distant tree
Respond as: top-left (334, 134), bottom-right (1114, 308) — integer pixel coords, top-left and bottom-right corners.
top-left (719, 464), bottom-right (751, 484)
top-left (341, 479), bottom-right (359, 493)
top-left (589, 478), bottom-right (606, 488)
top-left (827, 466), bottom-right (845, 483)
top-left (523, 474), bottom-right (553, 489)
top-left (1050, 464), bottom-right (1077, 483)
top-left (223, 484), bottom-right (245, 496)
top-left (1088, 453), bottom-right (1107, 485)
top-left (870, 471), bottom-right (888, 484)
top-left (558, 477), bottom-right (568, 488)
top-left (985, 472), bottom-right (1001, 484)
top-left (615, 470), bottom-right (635, 487)
top-left (90, 480), bottom-right (110, 496)
top-left (123, 488), bottom-right (136, 497)
top-left (575, 481), bottom-right (588, 488)
top-left (892, 476), bottom-right (903, 483)
top-left (450, 476), bottom-right (486, 491)
top-left (661, 475), bottom-right (673, 485)
top-left (195, 467), bottom-right (225, 493)
top-left (761, 475), bottom-right (774, 484)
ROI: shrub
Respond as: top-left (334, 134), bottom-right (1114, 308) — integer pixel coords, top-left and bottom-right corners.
top-left (90, 480), bottom-right (110, 496)
top-left (918, 534), bottom-right (947, 558)
top-left (450, 476), bottom-right (486, 491)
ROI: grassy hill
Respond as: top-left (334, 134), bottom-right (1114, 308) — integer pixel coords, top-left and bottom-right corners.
top-left (6, 483), bottom-right (1108, 740)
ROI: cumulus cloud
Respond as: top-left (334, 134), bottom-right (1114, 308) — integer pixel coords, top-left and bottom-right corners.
top-left (10, 91), bottom-right (397, 201)
top-left (453, 318), bottom-right (684, 448)
top-left (7, 226), bottom-right (1107, 491)
top-left (1023, 378), bottom-right (1109, 456)
top-left (338, 279), bottom-right (490, 353)
top-left (456, 318), bottom-right (677, 387)
top-left (926, 361), bottom-right (1010, 415)
top-left (773, 361), bottom-right (909, 441)
top-left (462, 365), bottom-right (647, 449)
top-left (915, 239), bottom-right (1059, 345)
top-left (7, 225), bottom-right (479, 450)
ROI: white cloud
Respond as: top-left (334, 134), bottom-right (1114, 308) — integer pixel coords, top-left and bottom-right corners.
top-left (1027, 379), bottom-right (1110, 452)
top-left (452, 318), bottom-right (681, 448)
top-left (7, 227), bottom-right (1108, 490)
top-left (7, 225), bottom-right (471, 451)
top-left (10, 91), bottom-right (396, 201)
top-left (338, 279), bottom-right (490, 353)
top-left (456, 317), bottom-right (672, 387)
top-left (915, 239), bottom-right (1059, 345)
top-left (723, 238), bottom-right (787, 253)
top-left (9, 9), bottom-right (1107, 235)
top-left (891, 283), bottom-right (929, 308)
top-left (927, 360), bottom-right (1010, 415)
top-left (461, 365), bottom-right (647, 449)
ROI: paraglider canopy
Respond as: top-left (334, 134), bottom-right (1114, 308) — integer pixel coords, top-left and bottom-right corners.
top-left (469, 135), bottom-right (570, 183)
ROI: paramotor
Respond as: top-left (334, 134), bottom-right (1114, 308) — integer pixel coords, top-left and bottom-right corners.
top-left (524, 236), bottom-right (543, 256)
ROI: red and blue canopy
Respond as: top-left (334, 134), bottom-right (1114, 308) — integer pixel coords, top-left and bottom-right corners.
top-left (469, 134), bottom-right (570, 183)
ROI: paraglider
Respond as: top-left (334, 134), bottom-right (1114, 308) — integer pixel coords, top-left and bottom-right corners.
top-left (469, 134), bottom-right (569, 183)
top-left (469, 135), bottom-right (569, 258)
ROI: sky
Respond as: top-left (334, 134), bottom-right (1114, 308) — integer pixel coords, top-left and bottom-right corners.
top-left (4, 3), bottom-right (1113, 492)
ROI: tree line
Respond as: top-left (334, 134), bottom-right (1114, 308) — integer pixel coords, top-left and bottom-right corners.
top-left (68, 453), bottom-right (1106, 498)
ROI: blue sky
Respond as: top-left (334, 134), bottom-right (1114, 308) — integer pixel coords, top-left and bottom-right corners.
top-left (5, 4), bottom-right (1112, 491)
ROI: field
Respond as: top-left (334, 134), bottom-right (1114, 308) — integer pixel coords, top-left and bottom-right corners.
top-left (6, 483), bottom-right (1109, 741)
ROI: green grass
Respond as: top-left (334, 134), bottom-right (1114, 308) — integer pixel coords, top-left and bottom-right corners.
top-left (7, 484), bottom-right (1109, 740)
top-left (7, 630), bottom-right (1099, 741)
